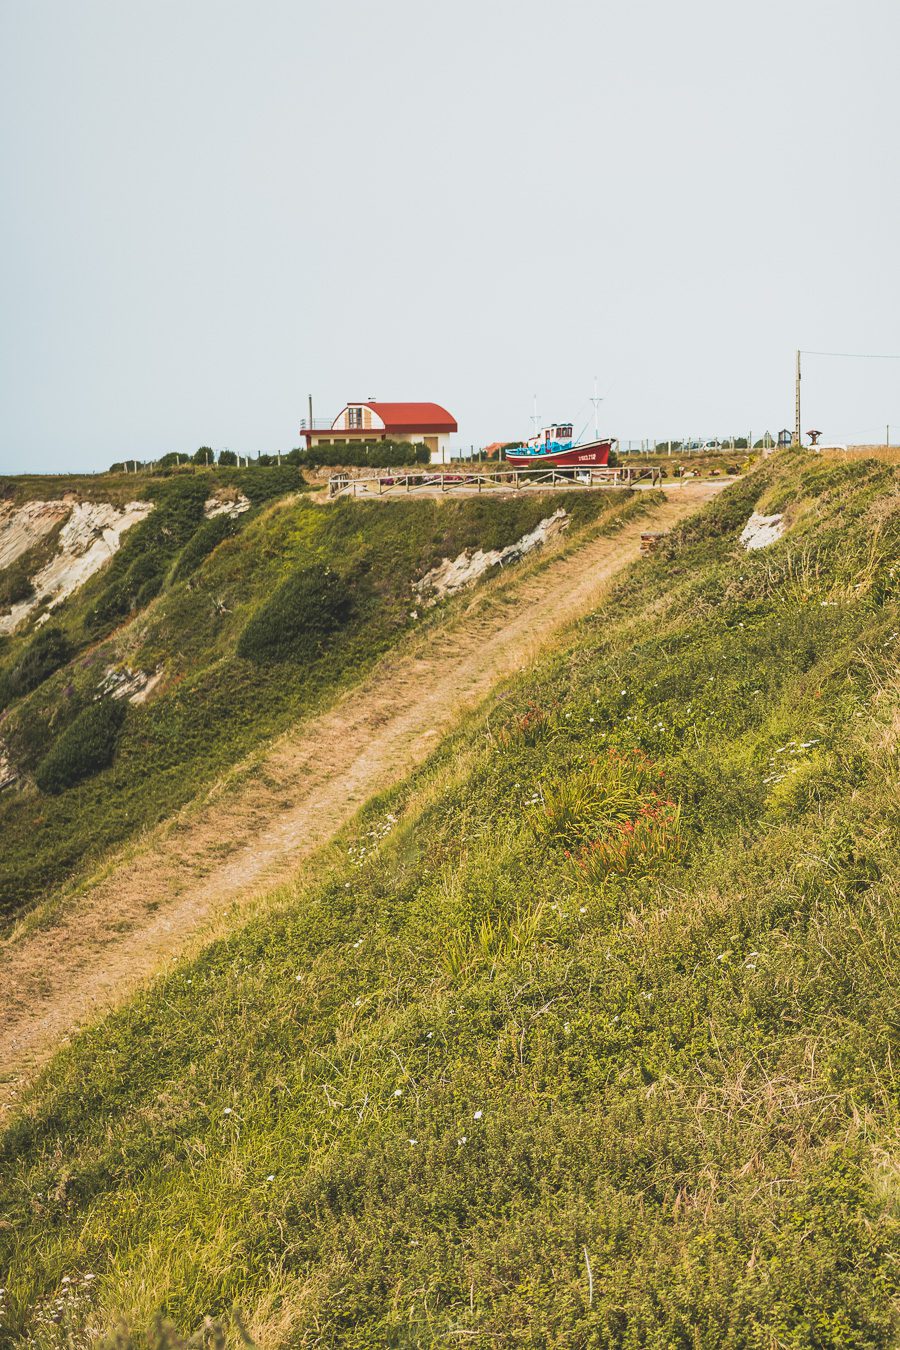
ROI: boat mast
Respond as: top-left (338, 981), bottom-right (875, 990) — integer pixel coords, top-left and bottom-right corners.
top-left (591, 377), bottom-right (602, 441)
top-left (530, 394), bottom-right (540, 438)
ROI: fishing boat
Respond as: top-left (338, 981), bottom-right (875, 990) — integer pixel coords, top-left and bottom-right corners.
top-left (504, 420), bottom-right (617, 469)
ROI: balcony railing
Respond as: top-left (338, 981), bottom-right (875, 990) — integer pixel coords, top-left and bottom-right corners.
top-left (298, 417), bottom-right (335, 431)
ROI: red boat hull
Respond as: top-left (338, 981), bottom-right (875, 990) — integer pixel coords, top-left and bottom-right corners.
top-left (505, 438), bottom-right (614, 469)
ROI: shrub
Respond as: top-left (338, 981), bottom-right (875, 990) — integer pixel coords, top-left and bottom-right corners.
top-left (86, 478), bottom-right (209, 632)
top-left (192, 447), bottom-right (215, 465)
top-left (0, 559), bottom-right (35, 611)
top-left (230, 465), bottom-right (302, 505)
top-left (237, 565), bottom-right (354, 664)
top-left (34, 698), bottom-right (127, 794)
top-left (218, 450), bottom-right (238, 467)
top-left (0, 625), bottom-right (73, 708)
top-left (171, 513), bottom-right (240, 582)
top-left (296, 440), bottom-right (431, 469)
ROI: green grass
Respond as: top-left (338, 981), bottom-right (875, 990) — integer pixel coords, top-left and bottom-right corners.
top-left (0, 488), bottom-right (625, 918)
top-left (1, 454), bottom-right (898, 1346)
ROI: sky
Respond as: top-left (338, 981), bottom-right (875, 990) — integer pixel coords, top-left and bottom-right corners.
top-left (1, 0), bottom-right (899, 472)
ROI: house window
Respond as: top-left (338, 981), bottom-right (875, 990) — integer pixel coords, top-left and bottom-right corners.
top-left (348, 407), bottom-right (363, 429)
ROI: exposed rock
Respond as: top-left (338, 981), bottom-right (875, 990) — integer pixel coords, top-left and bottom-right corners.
top-left (740, 511), bottom-right (785, 550)
top-left (0, 500), bottom-right (153, 635)
top-left (204, 492), bottom-right (251, 519)
top-left (414, 508), bottom-right (569, 606)
top-left (0, 747), bottom-right (17, 792)
top-left (99, 664), bottom-right (164, 704)
top-left (0, 500), bottom-right (70, 570)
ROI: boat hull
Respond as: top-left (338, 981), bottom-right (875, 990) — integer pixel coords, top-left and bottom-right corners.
top-left (504, 437), bottom-right (615, 469)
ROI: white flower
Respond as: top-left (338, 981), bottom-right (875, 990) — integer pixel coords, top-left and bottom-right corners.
top-left (352, 940), bottom-right (362, 949)
top-left (393, 1089), bottom-right (403, 1097)
top-left (426, 1031), bottom-right (433, 1039)
top-left (295, 974), bottom-right (303, 982)
top-left (458, 1136), bottom-right (468, 1145)
top-left (223, 1107), bottom-right (233, 1115)
top-left (473, 1109), bottom-right (483, 1120)
top-left (409, 1138), bottom-right (418, 1145)
top-left (266, 1174), bottom-right (275, 1182)
top-left (579, 906), bottom-right (586, 914)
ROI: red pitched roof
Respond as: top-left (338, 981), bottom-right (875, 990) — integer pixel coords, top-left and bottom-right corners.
top-left (364, 402), bottom-right (457, 434)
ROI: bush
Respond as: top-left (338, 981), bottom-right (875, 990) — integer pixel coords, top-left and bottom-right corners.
top-left (295, 440), bottom-right (431, 469)
top-left (0, 625), bottom-right (73, 709)
top-left (171, 513), bottom-right (240, 582)
top-left (229, 465), bottom-right (302, 505)
top-left (86, 478), bottom-right (209, 632)
top-left (34, 698), bottom-right (127, 794)
top-left (237, 565), bottom-right (354, 664)
top-left (218, 450), bottom-right (238, 467)
top-left (0, 559), bottom-right (35, 611)
top-left (192, 447), bottom-right (215, 465)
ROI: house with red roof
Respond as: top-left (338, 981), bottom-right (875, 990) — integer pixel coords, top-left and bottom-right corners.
top-left (300, 401), bottom-right (458, 464)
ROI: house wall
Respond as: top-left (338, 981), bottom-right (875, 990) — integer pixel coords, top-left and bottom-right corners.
top-left (331, 406), bottom-right (386, 432)
top-left (428, 434), bottom-right (451, 464)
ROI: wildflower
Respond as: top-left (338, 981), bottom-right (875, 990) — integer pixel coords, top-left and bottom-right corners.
top-left (352, 940), bottom-right (362, 949)
top-left (394, 1088), bottom-right (403, 1097)
top-left (579, 905), bottom-right (586, 913)
top-left (426, 1031), bottom-right (433, 1039)
top-left (473, 1109), bottom-right (483, 1120)
top-left (295, 974), bottom-right (303, 982)
top-left (458, 1135), bottom-right (468, 1145)
top-left (266, 1174), bottom-right (275, 1182)
top-left (409, 1138), bottom-right (418, 1145)
top-left (223, 1107), bottom-right (233, 1115)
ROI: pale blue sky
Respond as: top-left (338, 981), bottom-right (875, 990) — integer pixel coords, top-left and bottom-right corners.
top-left (2, 0), bottom-right (898, 471)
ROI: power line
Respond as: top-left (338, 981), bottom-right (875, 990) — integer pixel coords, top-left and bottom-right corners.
top-left (800, 349), bottom-right (900, 360)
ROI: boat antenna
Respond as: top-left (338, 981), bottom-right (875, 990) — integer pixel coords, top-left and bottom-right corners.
top-left (591, 377), bottom-right (603, 440)
top-left (531, 394), bottom-right (540, 437)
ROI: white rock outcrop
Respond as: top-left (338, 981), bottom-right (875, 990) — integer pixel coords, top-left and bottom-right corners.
top-left (414, 508), bottom-right (569, 606)
top-left (203, 493), bottom-right (251, 519)
top-left (0, 499), bottom-right (153, 634)
top-left (99, 664), bottom-right (165, 705)
top-left (0, 499), bottom-right (72, 570)
top-left (0, 747), bottom-right (16, 792)
top-left (740, 511), bottom-right (785, 551)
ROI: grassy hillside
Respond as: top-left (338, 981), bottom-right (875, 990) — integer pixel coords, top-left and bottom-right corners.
top-left (1, 455), bottom-right (898, 1347)
top-left (0, 484), bottom-right (628, 918)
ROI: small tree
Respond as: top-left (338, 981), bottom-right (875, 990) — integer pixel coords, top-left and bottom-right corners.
top-left (193, 447), bottom-right (215, 465)
top-left (218, 449), bottom-right (238, 467)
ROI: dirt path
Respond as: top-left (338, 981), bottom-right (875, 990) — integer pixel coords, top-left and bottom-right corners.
top-left (0, 484), bottom-right (722, 1100)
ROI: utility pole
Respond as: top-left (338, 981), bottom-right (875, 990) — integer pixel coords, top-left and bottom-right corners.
top-left (794, 349), bottom-right (802, 447)
top-left (308, 394), bottom-right (313, 431)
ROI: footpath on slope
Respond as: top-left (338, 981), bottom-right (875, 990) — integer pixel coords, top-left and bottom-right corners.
top-left (0, 483), bottom-right (723, 1103)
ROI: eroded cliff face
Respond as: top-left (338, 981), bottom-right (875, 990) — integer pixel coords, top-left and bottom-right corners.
top-left (0, 499), bottom-right (154, 635)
